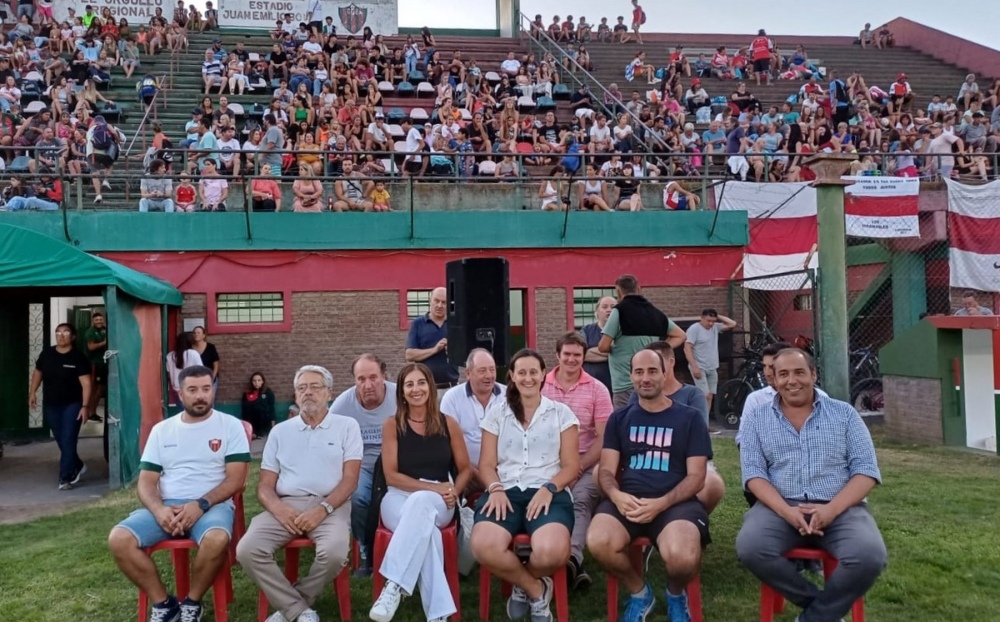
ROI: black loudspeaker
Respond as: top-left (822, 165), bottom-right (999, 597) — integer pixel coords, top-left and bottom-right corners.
top-left (446, 257), bottom-right (510, 367)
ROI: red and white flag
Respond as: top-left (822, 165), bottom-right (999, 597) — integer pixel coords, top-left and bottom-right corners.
top-left (844, 176), bottom-right (920, 238)
top-left (717, 182), bottom-right (818, 290)
top-left (946, 179), bottom-right (1000, 292)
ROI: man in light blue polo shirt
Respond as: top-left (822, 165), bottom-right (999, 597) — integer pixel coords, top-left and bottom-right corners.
top-left (405, 287), bottom-right (459, 386)
top-left (328, 353), bottom-right (397, 577)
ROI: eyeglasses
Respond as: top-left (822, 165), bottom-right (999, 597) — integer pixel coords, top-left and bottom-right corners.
top-left (294, 383), bottom-right (326, 393)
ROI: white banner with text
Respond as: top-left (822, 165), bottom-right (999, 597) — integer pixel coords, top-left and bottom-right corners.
top-left (51, 0), bottom-right (398, 34)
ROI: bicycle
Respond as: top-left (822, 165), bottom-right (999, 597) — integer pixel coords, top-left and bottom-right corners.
top-left (849, 346), bottom-right (883, 414)
top-left (714, 345), bottom-right (768, 429)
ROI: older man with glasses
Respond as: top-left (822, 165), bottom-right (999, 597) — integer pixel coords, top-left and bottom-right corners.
top-left (237, 365), bottom-right (363, 622)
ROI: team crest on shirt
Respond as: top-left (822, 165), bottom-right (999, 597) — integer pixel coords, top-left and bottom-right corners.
top-left (208, 439), bottom-right (222, 452)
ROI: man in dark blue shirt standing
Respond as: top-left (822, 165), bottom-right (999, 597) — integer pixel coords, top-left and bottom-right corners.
top-left (405, 287), bottom-right (459, 387)
top-left (587, 349), bottom-right (712, 622)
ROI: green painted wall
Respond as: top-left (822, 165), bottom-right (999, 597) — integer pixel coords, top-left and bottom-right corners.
top-left (881, 319), bottom-right (966, 446)
top-left (0, 211), bottom-right (748, 252)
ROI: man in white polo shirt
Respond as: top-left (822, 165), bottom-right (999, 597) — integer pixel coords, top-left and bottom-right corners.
top-left (238, 365), bottom-right (363, 622)
top-left (440, 348), bottom-right (506, 489)
top-left (540, 331), bottom-right (613, 591)
top-left (108, 365), bottom-right (251, 622)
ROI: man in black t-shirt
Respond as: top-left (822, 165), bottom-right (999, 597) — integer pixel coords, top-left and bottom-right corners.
top-left (534, 111), bottom-right (564, 160)
top-left (587, 349), bottom-right (712, 622)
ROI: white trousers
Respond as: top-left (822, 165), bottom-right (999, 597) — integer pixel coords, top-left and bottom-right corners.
top-left (379, 486), bottom-right (456, 620)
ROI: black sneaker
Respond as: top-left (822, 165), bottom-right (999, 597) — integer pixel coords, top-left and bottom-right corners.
top-left (352, 564), bottom-right (373, 579)
top-left (179, 597), bottom-right (202, 622)
top-left (573, 565), bottom-right (592, 591)
top-left (149, 596), bottom-right (180, 622)
top-left (70, 464), bottom-right (87, 485)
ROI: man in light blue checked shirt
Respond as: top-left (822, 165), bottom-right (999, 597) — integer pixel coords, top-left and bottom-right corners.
top-left (736, 348), bottom-right (886, 622)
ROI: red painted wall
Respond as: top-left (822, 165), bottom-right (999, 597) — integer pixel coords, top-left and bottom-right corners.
top-left (99, 247), bottom-right (744, 293)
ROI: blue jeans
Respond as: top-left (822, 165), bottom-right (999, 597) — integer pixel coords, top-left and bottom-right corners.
top-left (404, 55), bottom-right (417, 77)
top-left (43, 401), bottom-right (84, 483)
top-left (6, 196), bottom-right (60, 211)
top-left (422, 48), bottom-right (435, 71)
top-left (351, 464), bottom-right (374, 563)
top-left (312, 78), bottom-right (329, 97)
top-left (138, 198), bottom-right (175, 212)
top-left (289, 74), bottom-right (309, 93)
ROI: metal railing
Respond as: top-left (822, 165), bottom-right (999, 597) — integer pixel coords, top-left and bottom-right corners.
top-left (123, 74), bottom-right (169, 159)
top-left (516, 11), bottom-right (673, 154)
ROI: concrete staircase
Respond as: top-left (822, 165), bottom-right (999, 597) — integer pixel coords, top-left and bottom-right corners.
top-left (542, 38), bottom-right (975, 117)
top-left (68, 29), bottom-right (983, 210)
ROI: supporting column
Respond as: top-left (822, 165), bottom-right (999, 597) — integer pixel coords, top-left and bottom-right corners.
top-left (497, 0), bottom-right (519, 37)
top-left (805, 154), bottom-right (857, 401)
top-left (891, 251), bottom-right (927, 335)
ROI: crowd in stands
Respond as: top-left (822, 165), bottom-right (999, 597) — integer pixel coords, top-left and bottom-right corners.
top-left (2, 11), bottom-right (1000, 213)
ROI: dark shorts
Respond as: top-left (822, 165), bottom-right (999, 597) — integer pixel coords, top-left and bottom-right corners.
top-left (403, 159), bottom-right (423, 174)
top-left (92, 363), bottom-right (108, 386)
top-left (596, 497), bottom-right (711, 546)
top-left (474, 487), bottom-right (574, 536)
top-left (91, 153), bottom-right (114, 168)
top-left (753, 58), bottom-right (770, 74)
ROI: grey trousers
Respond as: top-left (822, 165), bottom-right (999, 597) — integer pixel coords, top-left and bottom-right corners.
top-left (735, 501), bottom-right (887, 622)
top-left (612, 389), bottom-right (634, 410)
top-left (569, 470), bottom-right (600, 565)
top-left (236, 496), bottom-right (351, 621)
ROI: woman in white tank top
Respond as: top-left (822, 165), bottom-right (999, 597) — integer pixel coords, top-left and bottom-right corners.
top-left (538, 165), bottom-right (567, 211)
top-left (577, 163), bottom-right (610, 210)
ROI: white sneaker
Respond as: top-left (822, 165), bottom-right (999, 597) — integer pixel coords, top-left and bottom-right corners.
top-left (296, 609), bottom-right (320, 622)
top-left (94, 194), bottom-right (103, 204)
top-left (528, 576), bottom-right (554, 622)
top-left (102, 179), bottom-right (112, 189)
top-left (369, 581), bottom-right (404, 622)
top-left (264, 611), bottom-right (288, 622)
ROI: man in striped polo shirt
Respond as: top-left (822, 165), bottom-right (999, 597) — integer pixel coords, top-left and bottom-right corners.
top-left (541, 331), bottom-right (614, 591)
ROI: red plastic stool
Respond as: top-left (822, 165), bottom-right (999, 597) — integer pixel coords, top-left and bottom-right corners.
top-left (371, 518), bottom-right (461, 620)
top-left (760, 547), bottom-right (865, 622)
top-left (137, 539), bottom-right (233, 622)
top-left (256, 537), bottom-right (352, 622)
top-left (478, 534), bottom-right (570, 622)
top-left (605, 537), bottom-right (704, 622)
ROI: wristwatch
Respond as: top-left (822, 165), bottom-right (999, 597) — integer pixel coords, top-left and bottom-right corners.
top-left (542, 482), bottom-right (558, 494)
top-left (320, 501), bottom-right (334, 515)
top-left (197, 498), bottom-right (211, 512)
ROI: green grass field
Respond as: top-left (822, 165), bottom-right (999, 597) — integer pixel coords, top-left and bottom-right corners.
top-left (1, 438), bottom-right (997, 622)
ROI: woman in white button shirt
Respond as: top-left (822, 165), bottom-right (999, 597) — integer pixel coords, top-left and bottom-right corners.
top-left (470, 349), bottom-right (580, 622)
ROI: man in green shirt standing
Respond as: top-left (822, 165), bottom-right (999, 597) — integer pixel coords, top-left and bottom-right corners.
top-left (85, 312), bottom-right (108, 429)
top-left (598, 274), bottom-right (687, 408)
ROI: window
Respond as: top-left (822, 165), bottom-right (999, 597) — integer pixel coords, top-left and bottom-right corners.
top-left (573, 287), bottom-right (616, 328)
top-left (216, 293), bottom-right (284, 324)
top-left (793, 294), bottom-right (813, 311)
top-left (406, 290), bottom-right (432, 320)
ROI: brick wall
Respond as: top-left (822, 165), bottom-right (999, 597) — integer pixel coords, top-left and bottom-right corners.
top-left (534, 288), bottom-right (568, 362)
top-left (178, 285), bottom-right (733, 403)
top-left (180, 291), bottom-right (409, 403)
top-left (883, 375), bottom-right (944, 445)
top-left (644, 286), bottom-right (732, 319)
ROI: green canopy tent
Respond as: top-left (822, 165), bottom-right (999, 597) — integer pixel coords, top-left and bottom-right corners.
top-left (0, 223), bottom-right (182, 487)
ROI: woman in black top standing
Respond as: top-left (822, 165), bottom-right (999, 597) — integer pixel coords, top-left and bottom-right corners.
top-left (240, 372), bottom-right (275, 439)
top-left (28, 323), bottom-right (93, 490)
top-left (191, 325), bottom-right (220, 390)
top-left (369, 363), bottom-right (471, 622)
